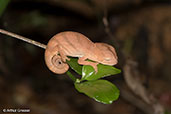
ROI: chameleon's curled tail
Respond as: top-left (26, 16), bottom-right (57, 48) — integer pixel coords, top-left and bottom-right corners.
top-left (45, 47), bottom-right (69, 74)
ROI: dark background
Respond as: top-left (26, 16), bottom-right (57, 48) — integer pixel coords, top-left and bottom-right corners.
top-left (0, 0), bottom-right (171, 114)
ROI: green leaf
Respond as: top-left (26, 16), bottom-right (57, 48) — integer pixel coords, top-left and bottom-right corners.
top-left (75, 80), bottom-right (120, 104)
top-left (66, 57), bottom-right (82, 75)
top-left (66, 57), bottom-right (121, 81)
top-left (0, 0), bottom-right (10, 17)
top-left (82, 64), bottom-right (121, 81)
top-left (66, 71), bottom-right (77, 82)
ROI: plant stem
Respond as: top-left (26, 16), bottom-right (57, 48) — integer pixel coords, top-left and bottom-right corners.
top-left (66, 71), bottom-right (77, 82)
top-left (0, 29), bottom-right (46, 49)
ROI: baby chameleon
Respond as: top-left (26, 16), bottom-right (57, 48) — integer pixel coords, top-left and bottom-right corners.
top-left (45, 31), bottom-right (118, 74)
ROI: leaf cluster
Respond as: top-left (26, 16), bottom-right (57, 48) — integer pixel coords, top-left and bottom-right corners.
top-left (66, 57), bottom-right (121, 104)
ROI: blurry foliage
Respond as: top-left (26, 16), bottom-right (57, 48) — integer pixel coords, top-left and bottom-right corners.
top-left (19, 11), bottom-right (48, 29)
top-left (165, 111), bottom-right (171, 114)
top-left (0, 0), bottom-right (10, 17)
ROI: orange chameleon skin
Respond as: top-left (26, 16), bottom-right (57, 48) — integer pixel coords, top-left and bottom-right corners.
top-left (45, 31), bottom-right (118, 74)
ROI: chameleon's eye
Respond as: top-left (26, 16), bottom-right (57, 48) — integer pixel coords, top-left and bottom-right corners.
top-left (105, 58), bottom-right (111, 61)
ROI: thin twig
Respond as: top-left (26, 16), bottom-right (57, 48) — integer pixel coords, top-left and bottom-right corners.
top-left (0, 29), bottom-right (46, 49)
top-left (102, 5), bottom-right (120, 49)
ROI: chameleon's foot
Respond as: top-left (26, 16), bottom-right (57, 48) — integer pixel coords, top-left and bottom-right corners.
top-left (91, 62), bottom-right (99, 73)
top-left (58, 45), bottom-right (70, 62)
top-left (78, 57), bottom-right (99, 73)
top-left (62, 56), bottom-right (70, 62)
top-left (66, 57), bottom-right (70, 61)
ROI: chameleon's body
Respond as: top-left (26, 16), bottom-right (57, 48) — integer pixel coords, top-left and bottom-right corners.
top-left (45, 31), bottom-right (118, 74)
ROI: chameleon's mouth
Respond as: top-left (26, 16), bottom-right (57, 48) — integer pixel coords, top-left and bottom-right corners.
top-left (100, 59), bottom-right (118, 66)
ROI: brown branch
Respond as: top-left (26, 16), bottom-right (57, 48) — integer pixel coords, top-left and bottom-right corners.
top-left (0, 29), bottom-right (46, 49)
top-left (123, 59), bottom-right (164, 114)
top-left (102, 7), bottom-right (120, 50)
top-left (120, 84), bottom-right (154, 114)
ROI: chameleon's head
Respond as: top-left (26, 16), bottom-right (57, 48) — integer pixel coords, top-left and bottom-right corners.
top-left (95, 43), bottom-right (118, 66)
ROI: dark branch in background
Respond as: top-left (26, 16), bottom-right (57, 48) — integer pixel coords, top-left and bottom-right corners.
top-left (0, 29), bottom-right (46, 49)
top-left (120, 84), bottom-right (154, 114)
top-left (102, 1), bottom-right (164, 114)
top-left (123, 60), bottom-right (164, 114)
top-left (103, 14), bottom-right (164, 114)
top-left (102, 8), bottom-right (119, 49)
